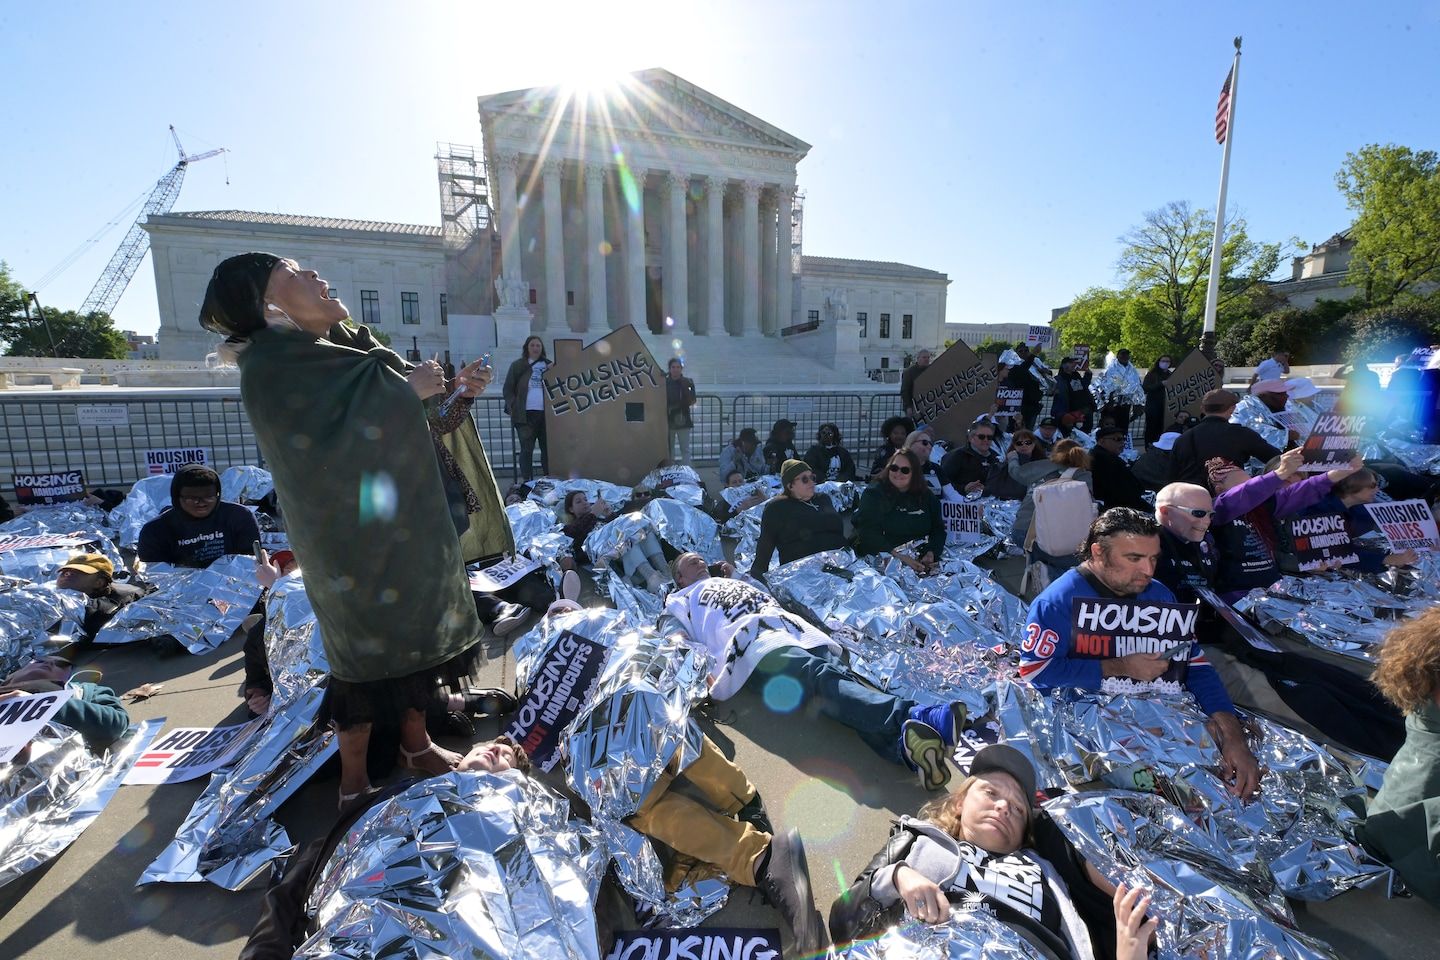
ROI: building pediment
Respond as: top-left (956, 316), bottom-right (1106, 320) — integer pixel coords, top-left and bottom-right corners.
top-left (478, 68), bottom-right (810, 161)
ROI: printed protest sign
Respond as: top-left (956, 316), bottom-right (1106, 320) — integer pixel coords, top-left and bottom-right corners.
top-left (75, 404), bottom-right (129, 427)
top-left (469, 554), bottom-right (542, 593)
top-left (11, 470), bottom-right (86, 505)
top-left (1288, 512), bottom-right (1359, 571)
top-left (1363, 499), bottom-right (1440, 552)
top-left (0, 533), bottom-right (92, 553)
top-left (1299, 413), bottom-right (1367, 472)
top-left (124, 717), bottom-right (263, 785)
top-left (1074, 344), bottom-right (1091, 366)
top-left (1068, 596), bottom-right (1200, 694)
top-left (909, 340), bottom-right (1002, 446)
top-left (606, 929), bottom-right (783, 960)
top-left (1194, 585), bottom-right (1283, 654)
top-left (544, 327), bottom-right (668, 484)
top-left (995, 386), bottom-right (1024, 416)
top-left (503, 629), bottom-right (606, 772)
top-left (1162, 350), bottom-right (1222, 426)
top-left (940, 500), bottom-right (984, 543)
top-left (0, 688), bottom-right (75, 763)
top-left (144, 447), bottom-right (210, 476)
top-left (1025, 325), bottom-right (1053, 348)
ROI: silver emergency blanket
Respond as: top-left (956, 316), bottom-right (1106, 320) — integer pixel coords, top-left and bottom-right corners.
top-left (141, 576), bottom-right (335, 889)
top-left (0, 577), bottom-right (88, 673)
top-left (95, 553), bottom-right (263, 655)
top-left (1378, 435), bottom-right (1440, 475)
top-left (107, 473), bottom-right (175, 548)
top-left (836, 905), bottom-right (1046, 960)
top-left (643, 496), bottom-right (722, 562)
top-left (528, 477), bottom-right (633, 511)
top-left (296, 770), bottom-right (601, 960)
top-left (1045, 791), bottom-right (1342, 960)
top-left (219, 464), bottom-right (274, 503)
top-left (506, 498), bottom-right (563, 548)
top-left (1090, 357), bottom-right (1144, 407)
top-left (816, 479), bottom-right (865, 513)
top-left (606, 569), bottom-right (665, 623)
top-left (1007, 685), bottom-right (1390, 900)
top-left (0, 717), bottom-right (162, 888)
top-left (638, 465), bottom-right (707, 508)
top-left (977, 495), bottom-right (1020, 547)
top-left (719, 476), bottom-right (778, 511)
top-left (0, 503), bottom-right (126, 577)
top-left (1235, 574), bottom-right (1416, 664)
top-left (582, 511), bottom-right (661, 571)
top-left (1230, 395), bottom-right (1290, 453)
top-left (766, 548), bottom-right (911, 637)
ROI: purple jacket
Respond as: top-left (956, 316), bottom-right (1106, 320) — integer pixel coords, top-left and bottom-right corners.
top-left (1212, 471), bottom-right (1334, 601)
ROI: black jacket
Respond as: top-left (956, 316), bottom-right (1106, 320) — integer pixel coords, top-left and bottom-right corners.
top-left (79, 580), bottom-right (150, 642)
top-left (939, 444), bottom-right (1001, 493)
top-left (752, 493), bottom-right (848, 576)
top-left (503, 356), bottom-right (549, 425)
top-left (1169, 416), bottom-right (1281, 488)
top-left (1089, 447), bottom-right (1150, 512)
top-left (762, 437), bottom-right (798, 474)
top-left (803, 444), bottom-right (856, 482)
top-left (665, 375), bottom-right (696, 429)
top-left (1006, 357), bottom-right (1045, 407)
top-left (900, 363), bottom-right (926, 412)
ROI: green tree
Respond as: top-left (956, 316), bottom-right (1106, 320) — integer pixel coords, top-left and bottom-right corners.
top-left (1114, 201), bottom-right (1293, 356)
top-left (1052, 287), bottom-right (1128, 357)
top-left (3, 308), bottom-right (129, 359)
top-left (1336, 144), bottom-right (1440, 304)
top-left (1343, 297), bottom-right (1440, 363)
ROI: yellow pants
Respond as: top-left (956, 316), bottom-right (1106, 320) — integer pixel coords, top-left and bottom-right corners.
top-left (626, 735), bottom-right (771, 887)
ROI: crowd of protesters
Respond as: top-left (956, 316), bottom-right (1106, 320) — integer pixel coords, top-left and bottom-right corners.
top-left (9, 256), bottom-right (1440, 960)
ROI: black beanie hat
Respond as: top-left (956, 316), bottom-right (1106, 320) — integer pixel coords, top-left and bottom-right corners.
top-left (199, 252), bottom-right (282, 337)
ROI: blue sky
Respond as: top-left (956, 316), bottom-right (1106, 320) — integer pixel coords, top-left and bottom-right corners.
top-left (2, 1), bottom-right (1436, 338)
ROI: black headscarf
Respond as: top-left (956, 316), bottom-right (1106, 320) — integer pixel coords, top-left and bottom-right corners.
top-left (199, 252), bottom-right (281, 337)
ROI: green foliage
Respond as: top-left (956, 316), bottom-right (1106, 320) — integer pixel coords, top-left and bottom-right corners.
top-left (1337, 144), bottom-right (1440, 304)
top-left (973, 337), bottom-right (1022, 356)
top-left (1113, 200), bottom-right (1295, 357)
top-left (4, 308), bottom-right (129, 359)
top-left (1342, 297), bottom-right (1440, 363)
top-left (0, 261), bottom-right (24, 326)
top-left (1217, 296), bottom-right (1362, 366)
top-left (1053, 287), bottom-right (1127, 358)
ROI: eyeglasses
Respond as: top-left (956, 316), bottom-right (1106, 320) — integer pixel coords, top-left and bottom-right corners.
top-left (794, 474), bottom-right (816, 483)
top-left (180, 493), bottom-right (219, 504)
top-left (887, 464), bottom-right (912, 475)
top-left (1014, 440), bottom-right (1034, 447)
top-left (972, 433), bottom-right (994, 442)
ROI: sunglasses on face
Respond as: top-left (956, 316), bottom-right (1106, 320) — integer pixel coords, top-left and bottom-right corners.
top-left (972, 433), bottom-right (994, 441)
top-left (1014, 440), bottom-right (1034, 447)
top-left (794, 474), bottom-right (816, 483)
top-left (1170, 506), bottom-right (1214, 518)
top-left (887, 464), bottom-right (912, 475)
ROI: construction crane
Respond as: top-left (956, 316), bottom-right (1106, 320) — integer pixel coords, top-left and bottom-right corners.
top-left (79, 126), bottom-right (226, 316)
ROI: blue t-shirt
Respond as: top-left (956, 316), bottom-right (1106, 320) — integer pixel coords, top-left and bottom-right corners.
top-left (1019, 568), bottom-right (1233, 716)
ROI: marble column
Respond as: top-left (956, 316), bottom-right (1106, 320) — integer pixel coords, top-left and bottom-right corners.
top-left (776, 186), bottom-right (795, 334)
top-left (625, 170), bottom-right (647, 331)
top-left (705, 176), bottom-right (725, 338)
top-left (494, 150), bottom-right (525, 305)
top-left (725, 191), bottom-right (742, 335)
top-left (760, 192), bottom-right (778, 335)
top-left (583, 163), bottom-right (609, 331)
top-left (740, 179), bottom-right (761, 335)
top-left (666, 171), bottom-right (690, 333)
top-left (540, 159), bottom-right (568, 332)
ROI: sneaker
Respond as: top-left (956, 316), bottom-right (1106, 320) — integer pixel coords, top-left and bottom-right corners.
top-left (643, 569), bottom-right (667, 594)
top-left (737, 792), bottom-right (774, 836)
top-left (909, 702), bottom-right (968, 747)
top-left (755, 828), bottom-right (826, 956)
top-left (491, 602), bottom-right (528, 637)
top-left (901, 720), bottom-right (952, 791)
top-left (560, 569), bottom-right (582, 602)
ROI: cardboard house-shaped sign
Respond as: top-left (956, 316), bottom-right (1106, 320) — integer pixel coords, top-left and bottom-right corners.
top-left (542, 326), bottom-right (668, 484)
top-left (910, 340), bottom-right (1002, 447)
top-left (1162, 349), bottom-right (1223, 425)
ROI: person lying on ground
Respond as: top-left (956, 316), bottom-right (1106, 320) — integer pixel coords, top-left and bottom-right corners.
top-left (0, 655), bottom-right (129, 750)
top-left (137, 463), bottom-right (262, 569)
top-left (561, 489), bottom-right (669, 593)
top-left (852, 448), bottom-right (945, 576)
top-left (829, 744), bottom-right (1155, 960)
top-left (668, 552), bottom-right (970, 791)
top-left (53, 551), bottom-right (149, 646)
top-left (1019, 508), bottom-right (1263, 802)
top-left (751, 459), bottom-right (850, 578)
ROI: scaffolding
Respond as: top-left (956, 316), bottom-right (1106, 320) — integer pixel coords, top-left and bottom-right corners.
top-left (790, 188), bottom-right (805, 276)
top-left (435, 142), bottom-right (491, 238)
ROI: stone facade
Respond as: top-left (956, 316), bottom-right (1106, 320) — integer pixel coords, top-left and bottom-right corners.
top-left (798, 256), bottom-right (949, 378)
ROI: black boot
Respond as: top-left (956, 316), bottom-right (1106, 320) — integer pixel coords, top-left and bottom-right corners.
top-left (462, 688), bottom-right (518, 717)
top-left (737, 792), bottom-right (773, 835)
top-left (754, 828), bottom-right (826, 957)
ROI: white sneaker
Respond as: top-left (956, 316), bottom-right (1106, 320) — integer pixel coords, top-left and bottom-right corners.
top-left (560, 569), bottom-right (582, 602)
top-left (644, 569), bottom-right (668, 594)
top-left (491, 603), bottom-right (529, 637)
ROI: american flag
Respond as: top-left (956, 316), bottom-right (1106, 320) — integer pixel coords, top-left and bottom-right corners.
top-left (1215, 68), bottom-right (1233, 144)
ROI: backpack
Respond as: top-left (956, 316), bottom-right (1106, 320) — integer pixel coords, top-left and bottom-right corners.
top-left (1028, 467), bottom-right (1096, 557)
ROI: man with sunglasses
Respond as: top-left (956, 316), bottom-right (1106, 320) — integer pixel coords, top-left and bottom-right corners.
top-left (137, 463), bottom-right (261, 569)
top-left (939, 422), bottom-right (1003, 497)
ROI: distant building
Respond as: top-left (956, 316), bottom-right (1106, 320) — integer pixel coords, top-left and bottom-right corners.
top-left (1268, 231), bottom-right (1359, 309)
top-left (121, 330), bottom-right (159, 360)
top-left (800, 256), bottom-right (949, 380)
top-left (943, 321), bottom-right (1031, 349)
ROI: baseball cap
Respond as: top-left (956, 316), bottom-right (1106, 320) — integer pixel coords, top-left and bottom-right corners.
top-left (1152, 432), bottom-right (1181, 451)
top-left (1037, 416), bottom-right (1058, 428)
top-left (59, 553), bottom-right (114, 578)
top-left (970, 744), bottom-right (1038, 808)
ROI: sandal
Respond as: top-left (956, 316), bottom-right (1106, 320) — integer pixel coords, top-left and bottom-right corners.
top-left (397, 741), bottom-right (463, 777)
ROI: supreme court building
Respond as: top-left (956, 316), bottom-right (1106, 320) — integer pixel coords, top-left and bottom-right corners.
top-left (145, 69), bottom-right (949, 385)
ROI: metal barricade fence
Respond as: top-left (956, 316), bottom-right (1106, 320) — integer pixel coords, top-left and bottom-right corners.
top-left (731, 393), bottom-right (871, 457)
top-left (0, 393), bottom-right (260, 494)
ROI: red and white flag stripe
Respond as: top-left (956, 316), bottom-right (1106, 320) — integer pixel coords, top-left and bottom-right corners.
top-left (1215, 68), bottom-right (1233, 144)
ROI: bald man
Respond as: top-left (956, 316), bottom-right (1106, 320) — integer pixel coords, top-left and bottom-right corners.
top-left (1152, 482), bottom-right (1405, 759)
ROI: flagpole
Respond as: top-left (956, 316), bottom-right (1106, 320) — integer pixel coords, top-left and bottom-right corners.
top-left (1201, 36), bottom-right (1242, 359)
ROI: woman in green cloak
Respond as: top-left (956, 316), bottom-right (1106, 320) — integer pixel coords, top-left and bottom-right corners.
top-left (200, 253), bottom-right (486, 807)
